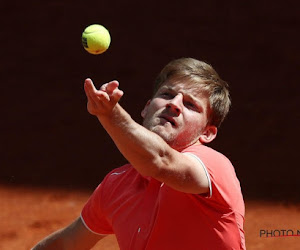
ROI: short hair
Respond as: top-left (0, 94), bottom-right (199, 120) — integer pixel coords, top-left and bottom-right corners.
top-left (153, 58), bottom-right (231, 127)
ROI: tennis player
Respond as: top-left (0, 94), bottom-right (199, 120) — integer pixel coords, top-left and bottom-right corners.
top-left (33, 58), bottom-right (245, 249)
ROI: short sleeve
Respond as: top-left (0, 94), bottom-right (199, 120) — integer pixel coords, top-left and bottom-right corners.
top-left (182, 152), bottom-right (212, 198)
top-left (182, 144), bottom-right (244, 210)
top-left (81, 183), bottom-right (114, 235)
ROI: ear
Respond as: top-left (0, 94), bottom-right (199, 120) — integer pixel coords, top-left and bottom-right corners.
top-left (141, 100), bottom-right (151, 118)
top-left (199, 125), bottom-right (218, 144)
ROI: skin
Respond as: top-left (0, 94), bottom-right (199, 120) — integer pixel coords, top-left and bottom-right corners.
top-left (32, 77), bottom-right (217, 249)
top-left (142, 79), bottom-right (217, 150)
top-left (32, 217), bottom-right (106, 250)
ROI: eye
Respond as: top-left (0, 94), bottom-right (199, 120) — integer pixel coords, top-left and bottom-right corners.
top-left (160, 92), bottom-right (173, 99)
top-left (184, 101), bottom-right (198, 110)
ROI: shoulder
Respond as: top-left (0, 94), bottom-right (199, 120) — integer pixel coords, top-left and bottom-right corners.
top-left (97, 163), bottom-right (147, 198)
top-left (182, 145), bottom-right (244, 206)
top-left (182, 144), bottom-right (236, 183)
top-left (101, 164), bottom-right (138, 186)
top-left (182, 144), bottom-right (231, 168)
top-left (85, 164), bottom-right (142, 211)
top-left (107, 164), bottom-right (133, 176)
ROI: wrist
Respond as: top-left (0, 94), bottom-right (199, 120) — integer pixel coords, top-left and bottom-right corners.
top-left (97, 103), bottom-right (131, 128)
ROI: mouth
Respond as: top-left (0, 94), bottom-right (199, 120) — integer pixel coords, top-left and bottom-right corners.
top-left (159, 115), bottom-right (177, 127)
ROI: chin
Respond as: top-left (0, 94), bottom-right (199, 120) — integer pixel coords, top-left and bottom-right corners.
top-left (150, 126), bottom-right (176, 143)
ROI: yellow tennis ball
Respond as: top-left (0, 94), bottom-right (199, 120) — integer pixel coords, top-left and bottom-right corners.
top-left (82, 24), bottom-right (111, 55)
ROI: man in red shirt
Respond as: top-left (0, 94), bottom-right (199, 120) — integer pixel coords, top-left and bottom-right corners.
top-left (33, 58), bottom-right (245, 249)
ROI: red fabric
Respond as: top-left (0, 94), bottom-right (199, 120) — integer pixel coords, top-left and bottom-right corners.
top-left (81, 144), bottom-right (245, 249)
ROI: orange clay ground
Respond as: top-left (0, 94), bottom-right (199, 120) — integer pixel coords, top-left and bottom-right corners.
top-left (1, 184), bottom-right (299, 250)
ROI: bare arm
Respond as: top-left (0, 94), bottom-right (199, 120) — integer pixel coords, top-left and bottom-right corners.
top-left (32, 217), bottom-right (106, 250)
top-left (84, 79), bottom-right (209, 194)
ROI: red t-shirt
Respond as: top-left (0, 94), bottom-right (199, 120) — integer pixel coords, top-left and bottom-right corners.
top-left (81, 144), bottom-right (245, 249)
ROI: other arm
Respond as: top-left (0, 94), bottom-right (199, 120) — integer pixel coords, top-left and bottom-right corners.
top-left (32, 217), bottom-right (106, 250)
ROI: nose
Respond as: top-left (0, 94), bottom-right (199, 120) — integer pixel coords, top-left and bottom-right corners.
top-left (166, 93), bottom-right (183, 115)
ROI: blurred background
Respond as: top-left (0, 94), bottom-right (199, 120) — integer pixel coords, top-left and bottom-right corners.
top-left (1, 0), bottom-right (299, 201)
top-left (1, 1), bottom-right (300, 249)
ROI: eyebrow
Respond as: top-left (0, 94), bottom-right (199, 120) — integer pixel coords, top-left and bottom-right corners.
top-left (159, 86), bottom-right (205, 111)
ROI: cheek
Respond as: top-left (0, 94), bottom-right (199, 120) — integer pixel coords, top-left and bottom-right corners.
top-left (152, 98), bottom-right (167, 107)
top-left (143, 100), bottom-right (164, 119)
top-left (184, 112), bottom-right (207, 131)
top-left (149, 99), bottom-right (166, 113)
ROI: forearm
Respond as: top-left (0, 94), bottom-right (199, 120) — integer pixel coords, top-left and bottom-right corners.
top-left (32, 217), bottom-right (103, 250)
top-left (32, 229), bottom-right (67, 250)
top-left (97, 104), bottom-right (172, 177)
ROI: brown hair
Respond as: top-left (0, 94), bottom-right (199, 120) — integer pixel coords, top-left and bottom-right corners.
top-left (153, 58), bottom-right (231, 127)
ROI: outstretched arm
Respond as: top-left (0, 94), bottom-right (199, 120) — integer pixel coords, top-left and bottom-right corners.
top-left (32, 217), bottom-right (105, 250)
top-left (84, 79), bottom-right (209, 194)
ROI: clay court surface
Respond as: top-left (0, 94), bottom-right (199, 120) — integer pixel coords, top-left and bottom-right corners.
top-left (1, 184), bottom-right (299, 250)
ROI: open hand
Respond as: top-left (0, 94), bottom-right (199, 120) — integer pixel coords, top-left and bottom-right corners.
top-left (84, 78), bottom-right (124, 117)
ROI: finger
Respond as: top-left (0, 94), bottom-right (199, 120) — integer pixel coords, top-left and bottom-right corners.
top-left (84, 79), bottom-right (96, 103)
top-left (85, 78), bottom-right (110, 102)
top-left (110, 89), bottom-right (124, 104)
top-left (100, 83), bottom-right (108, 91)
top-left (84, 78), bottom-right (97, 96)
top-left (97, 91), bottom-right (110, 102)
top-left (106, 81), bottom-right (119, 95)
top-left (85, 89), bottom-right (95, 105)
top-left (99, 81), bottom-right (117, 92)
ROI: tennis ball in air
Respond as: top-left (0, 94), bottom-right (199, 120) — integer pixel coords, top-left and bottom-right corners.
top-left (82, 24), bottom-right (111, 55)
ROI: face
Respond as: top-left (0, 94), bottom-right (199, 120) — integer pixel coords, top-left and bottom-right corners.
top-left (141, 79), bottom-right (217, 151)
